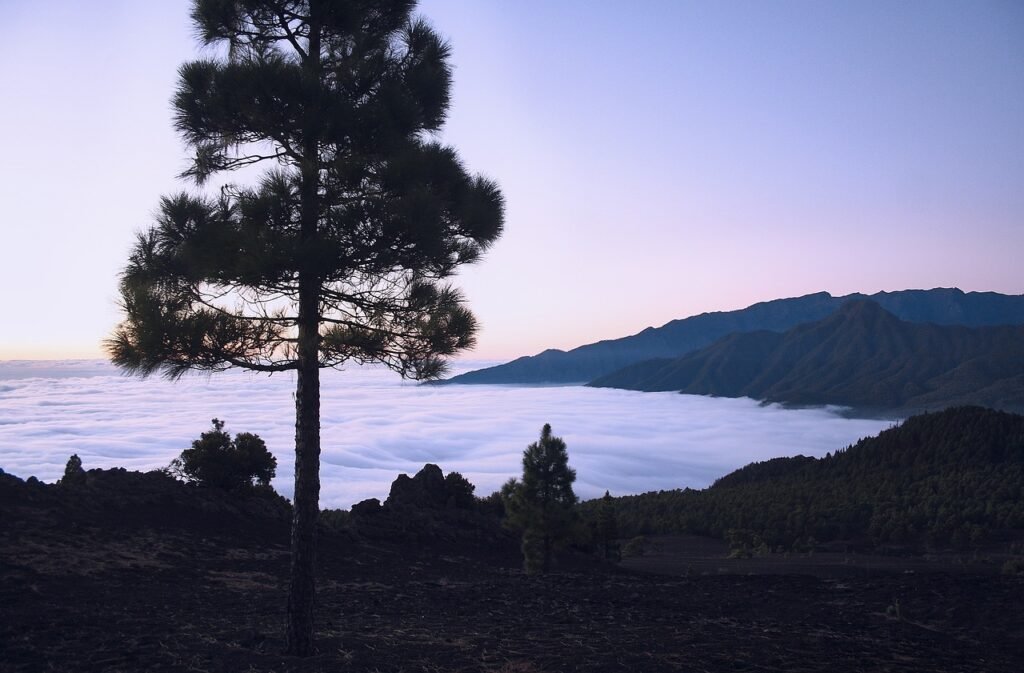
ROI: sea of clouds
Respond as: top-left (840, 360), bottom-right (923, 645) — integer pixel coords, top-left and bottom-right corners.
top-left (0, 359), bottom-right (894, 508)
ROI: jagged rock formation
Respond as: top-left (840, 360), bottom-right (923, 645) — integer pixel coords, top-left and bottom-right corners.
top-left (385, 463), bottom-right (448, 509)
top-left (345, 464), bottom-right (512, 548)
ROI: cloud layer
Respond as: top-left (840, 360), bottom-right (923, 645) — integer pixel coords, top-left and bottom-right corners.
top-left (0, 360), bottom-right (894, 508)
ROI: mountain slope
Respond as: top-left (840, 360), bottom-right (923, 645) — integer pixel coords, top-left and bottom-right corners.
top-left (582, 406), bottom-right (1024, 551)
top-left (589, 300), bottom-right (1024, 412)
top-left (446, 288), bottom-right (1024, 384)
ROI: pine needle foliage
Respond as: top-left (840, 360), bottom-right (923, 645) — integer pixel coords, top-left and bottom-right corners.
top-left (596, 490), bottom-right (620, 561)
top-left (169, 418), bottom-right (277, 490)
top-left (503, 424), bottom-right (578, 574)
top-left (60, 455), bottom-right (86, 488)
top-left (106, 0), bottom-right (503, 656)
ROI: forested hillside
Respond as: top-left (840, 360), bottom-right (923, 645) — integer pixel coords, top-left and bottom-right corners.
top-left (582, 407), bottom-right (1024, 553)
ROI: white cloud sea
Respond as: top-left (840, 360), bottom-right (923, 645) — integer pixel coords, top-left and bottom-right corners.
top-left (0, 359), bottom-right (894, 508)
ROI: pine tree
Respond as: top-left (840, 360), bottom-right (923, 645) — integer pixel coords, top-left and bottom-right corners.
top-left (503, 424), bottom-right (578, 573)
top-left (597, 490), bottom-right (619, 561)
top-left (106, 0), bottom-right (503, 655)
top-left (61, 454), bottom-right (86, 487)
top-left (169, 419), bottom-right (277, 490)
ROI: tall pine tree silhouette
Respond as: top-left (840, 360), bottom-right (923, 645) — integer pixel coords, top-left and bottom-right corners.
top-left (597, 490), bottom-right (619, 561)
top-left (107, 0), bottom-right (503, 655)
top-left (503, 424), bottom-right (578, 573)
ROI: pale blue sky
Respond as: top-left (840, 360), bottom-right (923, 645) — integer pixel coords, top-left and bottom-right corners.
top-left (1, 1), bottom-right (1021, 360)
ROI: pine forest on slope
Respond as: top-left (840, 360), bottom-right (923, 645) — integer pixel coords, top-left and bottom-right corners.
top-left (580, 406), bottom-right (1024, 553)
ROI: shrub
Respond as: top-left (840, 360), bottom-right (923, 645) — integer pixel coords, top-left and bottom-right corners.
top-left (1001, 558), bottom-right (1024, 576)
top-left (169, 419), bottom-right (276, 490)
top-left (60, 454), bottom-right (86, 487)
top-left (622, 535), bottom-right (648, 558)
top-left (320, 508), bottom-right (352, 532)
top-left (444, 471), bottom-right (476, 509)
top-left (477, 490), bottom-right (505, 518)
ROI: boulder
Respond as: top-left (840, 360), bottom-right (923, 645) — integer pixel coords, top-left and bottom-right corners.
top-left (351, 498), bottom-right (382, 517)
top-left (385, 463), bottom-right (447, 509)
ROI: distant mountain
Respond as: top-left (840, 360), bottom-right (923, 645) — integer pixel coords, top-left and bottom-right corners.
top-left (581, 406), bottom-right (1024, 551)
top-left (589, 300), bottom-right (1024, 413)
top-left (445, 288), bottom-right (1024, 385)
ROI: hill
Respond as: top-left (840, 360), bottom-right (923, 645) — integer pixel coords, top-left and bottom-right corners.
top-left (588, 300), bottom-right (1024, 413)
top-left (445, 288), bottom-right (1024, 384)
top-left (585, 406), bottom-right (1024, 553)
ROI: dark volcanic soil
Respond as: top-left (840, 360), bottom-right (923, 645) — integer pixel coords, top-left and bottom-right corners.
top-left (2, 469), bottom-right (1022, 672)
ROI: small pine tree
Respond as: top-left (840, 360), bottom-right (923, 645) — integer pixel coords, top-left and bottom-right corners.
top-left (170, 419), bottom-right (277, 490)
top-left (502, 424), bottom-right (577, 573)
top-left (597, 490), bottom-right (620, 561)
top-left (61, 454), bottom-right (86, 487)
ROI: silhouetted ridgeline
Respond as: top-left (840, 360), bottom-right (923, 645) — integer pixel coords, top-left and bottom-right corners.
top-left (581, 407), bottom-right (1024, 553)
top-left (0, 462), bottom-right (514, 553)
top-left (6, 407), bottom-right (1022, 559)
top-left (445, 288), bottom-right (1024, 385)
top-left (590, 300), bottom-right (1024, 414)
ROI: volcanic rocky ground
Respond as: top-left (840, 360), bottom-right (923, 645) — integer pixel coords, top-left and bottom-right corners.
top-left (1, 466), bottom-right (1022, 672)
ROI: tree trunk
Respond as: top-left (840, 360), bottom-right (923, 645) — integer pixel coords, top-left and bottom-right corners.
top-left (286, 281), bottom-right (321, 656)
top-left (286, 10), bottom-right (323, 656)
top-left (542, 533), bottom-right (551, 574)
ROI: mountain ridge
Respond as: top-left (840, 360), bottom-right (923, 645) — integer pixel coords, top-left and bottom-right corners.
top-left (446, 288), bottom-right (1024, 385)
top-left (588, 300), bottom-right (1024, 414)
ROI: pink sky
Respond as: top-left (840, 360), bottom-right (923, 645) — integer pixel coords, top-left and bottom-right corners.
top-left (1, 1), bottom-right (1021, 361)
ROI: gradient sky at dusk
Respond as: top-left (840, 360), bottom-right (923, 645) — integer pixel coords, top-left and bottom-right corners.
top-left (1, 1), bottom-right (1021, 360)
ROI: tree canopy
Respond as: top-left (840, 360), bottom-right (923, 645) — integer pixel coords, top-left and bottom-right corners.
top-left (503, 424), bottom-right (578, 573)
top-left (170, 419), bottom-right (277, 490)
top-left (60, 454), bottom-right (86, 488)
top-left (109, 1), bottom-right (503, 381)
top-left (107, 0), bottom-right (503, 655)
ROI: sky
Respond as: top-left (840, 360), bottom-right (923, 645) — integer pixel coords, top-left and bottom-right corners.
top-left (1, 1), bottom-right (1022, 361)
top-left (0, 360), bottom-right (892, 507)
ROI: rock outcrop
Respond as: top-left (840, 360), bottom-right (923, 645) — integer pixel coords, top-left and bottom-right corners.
top-left (385, 463), bottom-right (448, 509)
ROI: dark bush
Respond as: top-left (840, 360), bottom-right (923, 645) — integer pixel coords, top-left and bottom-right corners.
top-left (444, 471), bottom-right (476, 509)
top-left (61, 454), bottom-right (86, 487)
top-left (477, 490), bottom-right (505, 518)
top-left (169, 419), bottom-right (276, 490)
top-left (622, 535), bottom-right (649, 558)
top-left (320, 508), bottom-right (352, 532)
